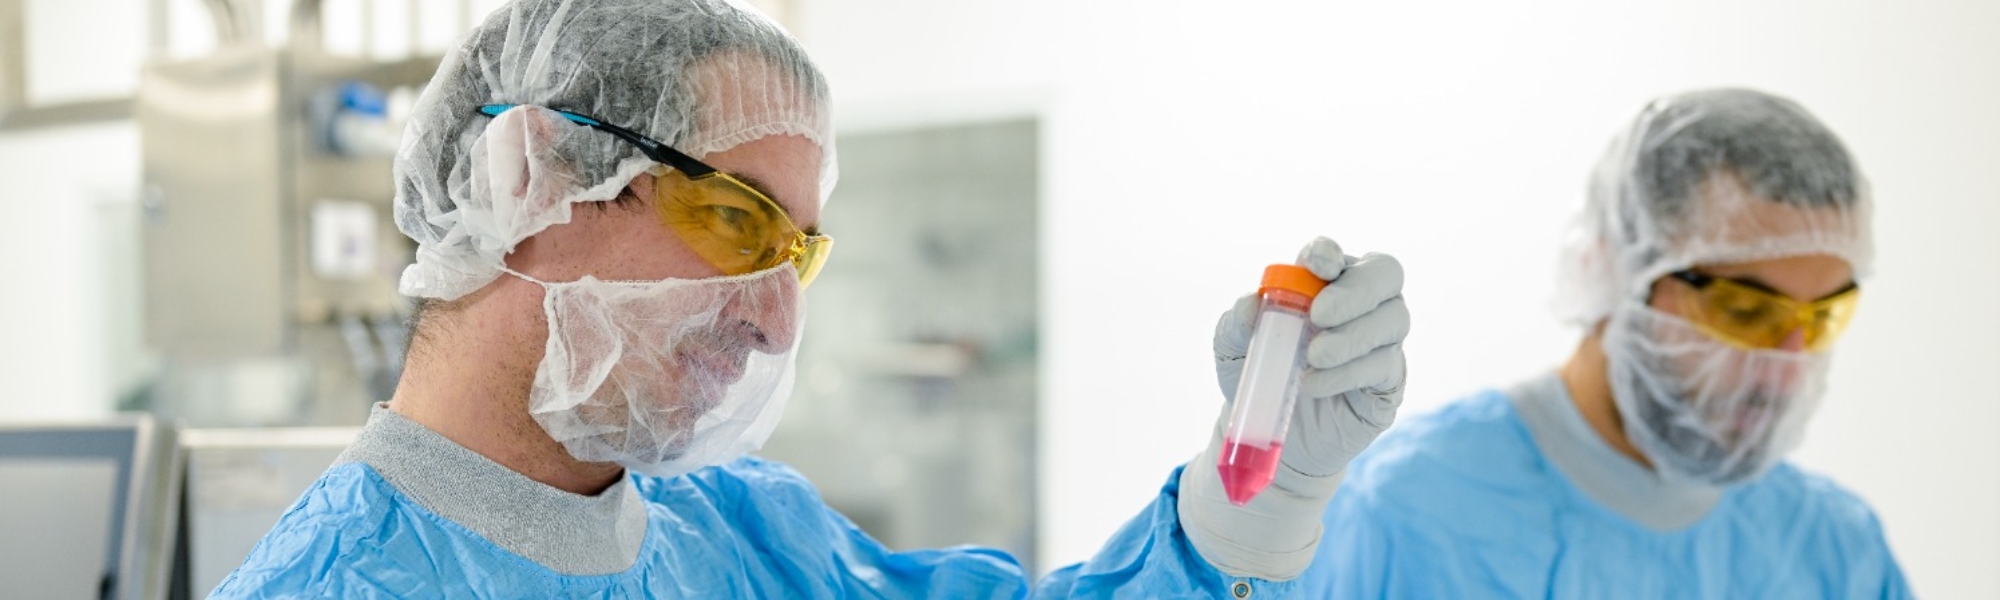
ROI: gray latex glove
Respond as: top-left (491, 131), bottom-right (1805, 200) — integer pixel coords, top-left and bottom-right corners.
top-left (1179, 236), bottom-right (1408, 580)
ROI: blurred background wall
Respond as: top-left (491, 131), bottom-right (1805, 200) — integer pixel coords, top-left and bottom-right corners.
top-left (1, 0), bottom-right (1993, 595)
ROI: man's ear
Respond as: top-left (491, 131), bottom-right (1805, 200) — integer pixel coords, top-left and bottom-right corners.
top-left (500, 107), bottom-right (579, 213)
top-left (468, 106), bottom-right (583, 250)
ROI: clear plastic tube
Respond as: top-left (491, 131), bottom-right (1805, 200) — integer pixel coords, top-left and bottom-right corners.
top-left (1218, 265), bottom-right (1323, 506)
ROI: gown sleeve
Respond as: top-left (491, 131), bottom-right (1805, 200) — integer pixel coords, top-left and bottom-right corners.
top-left (1032, 465), bottom-right (1303, 599)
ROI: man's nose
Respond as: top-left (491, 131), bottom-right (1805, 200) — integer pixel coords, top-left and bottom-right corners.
top-left (1756, 328), bottom-right (1809, 392)
top-left (1778, 328), bottom-right (1807, 353)
top-left (720, 274), bottom-right (801, 354)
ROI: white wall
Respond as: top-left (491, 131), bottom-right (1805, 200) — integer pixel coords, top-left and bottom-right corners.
top-left (0, 123), bottom-right (143, 420)
top-left (805, 0), bottom-right (2000, 595)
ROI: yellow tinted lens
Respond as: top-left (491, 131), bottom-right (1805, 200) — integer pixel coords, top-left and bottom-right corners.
top-left (1802, 290), bottom-right (1860, 351)
top-left (1683, 278), bottom-right (1859, 351)
top-left (794, 235), bottom-right (833, 288)
top-left (1697, 281), bottom-right (1788, 348)
top-left (656, 170), bottom-right (798, 276)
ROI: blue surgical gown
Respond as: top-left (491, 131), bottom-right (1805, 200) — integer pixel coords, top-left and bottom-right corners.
top-left (1297, 388), bottom-right (1913, 598)
top-left (210, 456), bottom-right (1289, 598)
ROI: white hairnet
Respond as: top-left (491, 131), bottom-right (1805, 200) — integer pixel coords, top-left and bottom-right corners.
top-left (394, 0), bottom-right (836, 301)
top-left (1555, 88), bottom-right (1872, 325)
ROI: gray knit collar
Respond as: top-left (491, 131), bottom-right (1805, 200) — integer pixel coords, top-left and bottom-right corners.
top-left (336, 403), bottom-right (648, 575)
top-left (1508, 372), bottom-right (1722, 531)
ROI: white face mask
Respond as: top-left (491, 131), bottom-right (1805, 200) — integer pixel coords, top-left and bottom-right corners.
top-left (1603, 302), bottom-right (1831, 486)
top-left (506, 264), bottom-right (803, 478)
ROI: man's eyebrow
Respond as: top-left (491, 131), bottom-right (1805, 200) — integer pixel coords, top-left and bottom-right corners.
top-left (1714, 273), bottom-right (1859, 301)
top-left (727, 171), bottom-right (817, 229)
top-left (1716, 274), bottom-right (1782, 296)
top-left (728, 172), bottom-right (779, 203)
top-left (1816, 280), bottom-right (1860, 301)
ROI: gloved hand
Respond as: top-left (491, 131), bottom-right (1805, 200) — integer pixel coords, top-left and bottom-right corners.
top-left (1179, 236), bottom-right (1409, 580)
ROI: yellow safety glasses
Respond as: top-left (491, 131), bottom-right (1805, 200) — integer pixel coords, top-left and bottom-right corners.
top-left (652, 166), bottom-right (832, 287)
top-left (1666, 270), bottom-right (1859, 352)
top-left (476, 104), bottom-right (833, 288)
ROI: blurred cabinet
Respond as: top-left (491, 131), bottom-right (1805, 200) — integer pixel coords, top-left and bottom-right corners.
top-left (136, 45), bottom-right (436, 426)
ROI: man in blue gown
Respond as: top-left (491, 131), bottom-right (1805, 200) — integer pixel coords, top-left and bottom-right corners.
top-left (1301, 89), bottom-right (1912, 598)
top-left (210, 0), bottom-right (1413, 597)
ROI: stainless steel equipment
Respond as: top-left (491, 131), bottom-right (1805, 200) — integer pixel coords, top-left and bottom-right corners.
top-left (136, 1), bottom-right (443, 427)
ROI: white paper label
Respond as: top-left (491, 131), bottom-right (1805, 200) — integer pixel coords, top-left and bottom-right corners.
top-left (311, 200), bottom-right (378, 280)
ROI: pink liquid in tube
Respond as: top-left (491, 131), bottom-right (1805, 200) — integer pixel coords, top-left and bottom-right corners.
top-left (1218, 440), bottom-right (1284, 506)
top-left (1218, 264), bottom-right (1325, 506)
